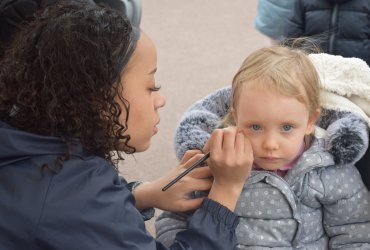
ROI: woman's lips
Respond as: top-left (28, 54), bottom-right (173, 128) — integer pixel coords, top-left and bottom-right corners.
top-left (153, 120), bottom-right (160, 134)
top-left (153, 126), bottom-right (158, 134)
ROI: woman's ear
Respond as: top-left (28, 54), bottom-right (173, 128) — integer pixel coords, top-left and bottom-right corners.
top-left (306, 108), bottom-right (321, 135)
top-left (231, 107), bottom-right (237, 124)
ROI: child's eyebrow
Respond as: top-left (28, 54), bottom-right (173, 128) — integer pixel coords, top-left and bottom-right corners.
top-left (280, 118), bottom-right (302, 124)
top-left (240, 119), bottom-right (301, 124)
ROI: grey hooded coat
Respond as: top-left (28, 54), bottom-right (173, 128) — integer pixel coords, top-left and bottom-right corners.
top-left (156, 135), bottom-right (370, 249)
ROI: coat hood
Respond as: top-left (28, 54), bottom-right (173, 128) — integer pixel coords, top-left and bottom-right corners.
top-left (309, 53), bottom-right (370, 127)
top-left (0, 121), bottom-right (87, 167)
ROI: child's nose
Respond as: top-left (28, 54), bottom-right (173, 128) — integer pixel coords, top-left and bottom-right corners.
top-left (262, 135), bottom-right (279, 151)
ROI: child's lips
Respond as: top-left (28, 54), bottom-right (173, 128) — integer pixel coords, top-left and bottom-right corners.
top-left (261, 156), bottom-right (279, 162)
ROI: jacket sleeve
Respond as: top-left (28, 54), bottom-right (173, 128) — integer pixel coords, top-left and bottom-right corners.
top-left (254, 0), bottom-right (294, 41)
top-left (37, 161), bottom-right (239, 250)
top-left (155, 211), bottom-right (191, 247)
top-left (310, 165), bottom-right (370, 249)
top-left (174, 86), bottom-right (231, 159)
top-left (283, 0), bottom-right (304, 39)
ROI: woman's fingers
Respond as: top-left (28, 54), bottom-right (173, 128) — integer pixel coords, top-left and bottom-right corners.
top-left (235, 130), bottom-right (252, 164)
top-left (205, 126), bottom-right (253, 185)
top-left (188, 166), bottom-right (212, 179)
top-left (180, 149), bottom-right (202, 164)
top-left (206, 127), bottom-right (239, 157)
top-left (222, 127), bottom-right (237, 151)
top-left (173, 170), bottom-right (212, 192)
top-left (235, 130), bottom-right (244, 155)
top-left (203, 128), bottom-right (223, 155)
top-left (184, 178), bottom-right (212, 192)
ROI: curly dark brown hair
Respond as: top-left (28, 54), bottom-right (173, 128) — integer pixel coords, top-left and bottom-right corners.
top-left (0, 2), bottom-right (138, 169)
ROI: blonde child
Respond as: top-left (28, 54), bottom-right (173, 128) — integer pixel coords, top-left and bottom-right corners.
top-left (156, 46), bottom-right (370, 249)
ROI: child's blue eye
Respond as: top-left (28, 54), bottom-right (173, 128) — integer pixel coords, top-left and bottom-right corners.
top-left (250, 124), bottom-right (262, 131)
top-left (282, 124), bottom-right (293, 132)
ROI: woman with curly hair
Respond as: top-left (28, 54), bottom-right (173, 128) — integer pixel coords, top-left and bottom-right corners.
top-left (0, 2), bottom-right (253, 250)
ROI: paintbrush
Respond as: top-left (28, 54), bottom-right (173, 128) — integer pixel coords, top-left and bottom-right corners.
top-left (162, 152), bottom-right (210, 191)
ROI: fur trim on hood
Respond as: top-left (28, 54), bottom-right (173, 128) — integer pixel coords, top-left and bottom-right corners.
top-left (309, 53), bottom-right (370, 127)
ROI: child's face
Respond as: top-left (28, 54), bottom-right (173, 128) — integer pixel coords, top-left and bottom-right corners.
top-left (233, 86), bottom-right (318, 171)
top-left (117, 32), bottom-right (166, 152)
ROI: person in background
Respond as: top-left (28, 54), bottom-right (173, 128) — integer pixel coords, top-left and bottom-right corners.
top-left (0, 2), bottom-right (253, 249)
top-left (155, 45), bottom-right (370, 249)
top-left (254, 0), bottom-right (294, 45)
top-left (284, 0), bottom-right (370, 65)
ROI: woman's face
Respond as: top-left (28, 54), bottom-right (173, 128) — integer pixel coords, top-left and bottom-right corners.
top-left (117, 32), bottom-right (166, 152)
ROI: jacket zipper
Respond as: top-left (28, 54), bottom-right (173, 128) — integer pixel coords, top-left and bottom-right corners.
top-left (329, 4), bottom-right (339, 53)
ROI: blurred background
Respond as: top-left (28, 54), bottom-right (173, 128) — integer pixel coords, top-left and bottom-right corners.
top-left (118, 0), bottom-right (269, 234)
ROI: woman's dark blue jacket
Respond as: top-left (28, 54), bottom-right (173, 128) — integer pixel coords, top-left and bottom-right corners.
top-left (285, 0), bottom-right (370, 65)
top-left (0, 121), bottom-right (238, 250)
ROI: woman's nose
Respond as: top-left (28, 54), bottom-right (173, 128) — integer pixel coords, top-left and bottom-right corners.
top-left (154, 91), bottom-right (166, 109)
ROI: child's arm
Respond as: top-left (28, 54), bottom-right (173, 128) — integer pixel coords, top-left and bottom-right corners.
top-left (175, 86), bottom-right (231, 159)
top-left (155, 209), bottom-right (193, 247)
top-left (313, 165), bottom-right (370, 248)
top-left (155, 190), bottom-right (209, 246)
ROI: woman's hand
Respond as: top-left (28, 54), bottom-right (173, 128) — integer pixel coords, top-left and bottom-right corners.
top-left (134, 150), bottom-right (213, 212)
top-left (203, 127), bottom-right (253, 211)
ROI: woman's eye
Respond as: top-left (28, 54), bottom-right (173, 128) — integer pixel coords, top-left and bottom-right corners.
top-left (282, 124), bottom-right (293, 132)
top-left (149, 85), bottom-right (161, 92)
top-left (250, 124), bottom-right (262, 131)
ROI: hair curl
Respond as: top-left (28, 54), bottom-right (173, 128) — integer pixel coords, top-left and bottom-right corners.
top-left (0, 2), bottom-right (137, 169)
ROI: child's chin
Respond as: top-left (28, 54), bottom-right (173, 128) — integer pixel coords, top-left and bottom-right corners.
top-left (255, 161), bottom-right (284, 171)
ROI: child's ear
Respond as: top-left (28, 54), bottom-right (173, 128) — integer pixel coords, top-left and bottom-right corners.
top-left (306, 108), bottom-right (321, 135)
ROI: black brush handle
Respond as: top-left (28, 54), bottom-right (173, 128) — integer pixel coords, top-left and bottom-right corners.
top-left (162, 152), bottom-right (210, 191)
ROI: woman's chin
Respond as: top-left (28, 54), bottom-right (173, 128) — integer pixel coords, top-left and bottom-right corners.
top-left (116, 138), bottom-right (152, 153)
top-left (131, 142), bottom-right (151, 153)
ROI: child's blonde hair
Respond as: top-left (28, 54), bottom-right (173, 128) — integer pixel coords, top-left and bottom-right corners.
top-left (223, 45), bottom-right (321, 126)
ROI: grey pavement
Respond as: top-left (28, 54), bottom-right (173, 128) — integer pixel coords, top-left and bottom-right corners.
top-left (118, 0), bottom-right (269, 235)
